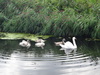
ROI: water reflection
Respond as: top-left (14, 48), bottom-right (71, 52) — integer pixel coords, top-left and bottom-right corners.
top-left (60, 48), bottom-right (77, 55)
top-left (0, 38), bottom-right (100, 75)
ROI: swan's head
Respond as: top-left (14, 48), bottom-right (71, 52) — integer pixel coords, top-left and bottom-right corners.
top-left (62, 38), bottom-right (66, 41)
top-left (73, 37), bottom-right (76, 40)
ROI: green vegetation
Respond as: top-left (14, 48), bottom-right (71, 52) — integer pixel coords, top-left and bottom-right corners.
top-left (0, 32), bottom-right (51, 41)
top-left (0, 0), bottom-right (100, 38)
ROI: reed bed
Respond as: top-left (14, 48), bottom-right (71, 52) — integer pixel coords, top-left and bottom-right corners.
top-left (0, 0), bottom-right (100, 38)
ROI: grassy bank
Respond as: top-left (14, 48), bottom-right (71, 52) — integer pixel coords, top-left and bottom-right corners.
top-left (0, 0), bottom-right (100, 38)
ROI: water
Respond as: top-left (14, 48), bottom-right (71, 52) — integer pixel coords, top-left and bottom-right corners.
top-left (0, 37), bottom-right (100, 75)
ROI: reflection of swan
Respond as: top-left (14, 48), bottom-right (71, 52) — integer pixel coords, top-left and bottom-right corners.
top-left (19, 40), bottom-right (31, 48)
top-left (54, 38), bottom-right (65, 46)
top-left (60, 48), bottom-right (77, 55)
top-left (35, 39), bottom-right (45, 49)
top-left (60, 37), bottom-right (77, 49)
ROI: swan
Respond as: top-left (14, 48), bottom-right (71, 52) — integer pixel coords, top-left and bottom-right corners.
top-left (35, 39), bottom-right (45, 49)
top-left (34, 38), bottom-right (45, 43)
top-left (54, 38), bottom-right (65, 46)
top-left (60, 37), bottom-right (77, 49)
top-left (19, 40), bottom-right (31, 48)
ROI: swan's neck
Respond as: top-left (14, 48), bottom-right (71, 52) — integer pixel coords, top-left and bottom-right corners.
top-left (72, 38), bottom-right (77, 48)
top-left (62, 39), bottom-right (65, 44)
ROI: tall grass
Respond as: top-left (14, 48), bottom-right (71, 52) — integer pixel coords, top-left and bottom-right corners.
top-left (3, 8), bottom-right (45, 34)
top-left (0, 0), bottom-right (100, 38)
top-left (0, 13), bottom-right (7, 31)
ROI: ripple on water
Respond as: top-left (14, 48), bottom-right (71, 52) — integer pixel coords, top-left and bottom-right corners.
top-left (0, 50), bottom-right (100, 75)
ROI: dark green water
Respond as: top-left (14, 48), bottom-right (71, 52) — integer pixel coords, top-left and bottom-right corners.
top-left (0, 37), bottom-right (100, 75)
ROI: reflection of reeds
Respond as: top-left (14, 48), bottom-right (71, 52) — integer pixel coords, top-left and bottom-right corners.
top-left (0, 0), bottom-right (100, 38)
top-left (78, 40), bottom-right (100, 62)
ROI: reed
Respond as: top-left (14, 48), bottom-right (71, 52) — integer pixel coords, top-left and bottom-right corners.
top-left (0, 0), bottom-right (100, 38)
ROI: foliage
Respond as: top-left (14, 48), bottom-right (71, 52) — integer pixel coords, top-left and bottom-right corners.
top-left (0, 12), bottom-right (7, 31)
top-left (0, 0), bottom-right (100, 38)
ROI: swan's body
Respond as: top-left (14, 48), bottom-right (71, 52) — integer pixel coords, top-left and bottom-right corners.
top-left (60, 37), bottom-right (77, 49)
top-left (35, 42), bottom-right (45, 47)
top-left (19, 40), bottom-right (31, 48)
top-left (54, 38), bottom-right (65, 46)
top-left (35, 39), bottom-right (45, 49)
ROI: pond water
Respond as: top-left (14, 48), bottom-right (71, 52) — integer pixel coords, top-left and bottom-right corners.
top-left (0, 37), bottom-right (100, 75)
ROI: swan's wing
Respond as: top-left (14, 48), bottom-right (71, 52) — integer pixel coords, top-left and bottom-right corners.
top-left (19, 40), bottom-right (28, 46)
top-left (35, 43), bottom-right (43, 47)
top-left (59, 44), bottom-right (66, 48)
top-left (54, 42), bottom-right (62, 46)
top-left (19, 42), bottom-right (26, 47)
top-left (64, 41), bottom-right (73, 48)
top-left (27, 43), bottom-right (31, 47)
top-left (41, 39), bottom-right (45, 43)
top-left (22, 40), bottom-right (26, 42)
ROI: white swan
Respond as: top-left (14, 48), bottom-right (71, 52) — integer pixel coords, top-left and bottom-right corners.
top-left (54, 38), bottom-right (65, 46)
top-left (19, 40), bottom-right (31, 48)
top-left (35, 39), bottom-right (45, 49)
top-left (60, 37), bottom-right (77, 49)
